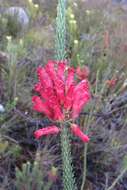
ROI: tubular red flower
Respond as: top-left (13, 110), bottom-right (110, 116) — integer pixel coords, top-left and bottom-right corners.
top-left (57, 62), bottom-right (66, 81)
top-left (45, 60), bottom-right (56, 82)
top-left (66, 67), bottom-right (75, 91)
top-left (34, 126), bottom-right (60, 139)
top-left (54, 76), bottom-right (65, 105)
top-left (34, 82), bottom-right (42, 92)
top-left (73, 79), bottom-right (90, 96)
top-left (72, 92), bottom-right (90, 119)
top-left (32, 96), bottom-right (53, 118)
top-left (37, 67), bottom-right (53, 89)
top-left (53, 104), bottom-right (64, 121)
top-left (76, 66), bottom-right (90, 80)
top-left (106, 79), bottom-right (117, 88)
top-left (71, 124), bottom-right (89, 143)
top-left (64, 84), bottom-right (75, 110)
top-left (72, 80), bottom-right (90, 118)
top-left (40, 87), bottom-right (54, 101)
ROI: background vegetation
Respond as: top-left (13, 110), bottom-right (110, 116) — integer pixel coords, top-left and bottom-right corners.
top-left (0, 0), bottom-right (127, 189)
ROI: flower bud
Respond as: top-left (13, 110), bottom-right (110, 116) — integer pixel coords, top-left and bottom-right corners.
top-left (71, 124), bottom-right (89, 143)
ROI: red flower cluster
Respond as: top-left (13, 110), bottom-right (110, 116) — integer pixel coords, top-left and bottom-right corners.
top-left (32, 60), bottom-right (90, 142)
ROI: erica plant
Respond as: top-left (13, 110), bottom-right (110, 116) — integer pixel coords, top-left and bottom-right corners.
top-left (32, 60), bottom-right (90, 189)
top-left (32, 0), bottom-right (91, 190)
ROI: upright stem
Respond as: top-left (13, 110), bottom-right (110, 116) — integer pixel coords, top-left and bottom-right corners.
top-left (55, 0), bottom-right (66, 61)
top-left (55, 1), bottom-right (77, 189)
top-left (81, 103), bottom-right (95, 190)
top-left (81, 143), bottom-right (88, 190)
top-left (61, 126), bottom-right (77, 190)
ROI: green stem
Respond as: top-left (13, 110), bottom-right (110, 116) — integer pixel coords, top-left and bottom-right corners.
top-left (61, 126), bottom-right (77, 190)
top-left (81, 103), bottom-right (96, 190)
top-left (55, 0), bottom-right (67, 61)
top-left (55, 1), bottom-right (76, 189)
top-left (81, 143), bottom-right (88, 190)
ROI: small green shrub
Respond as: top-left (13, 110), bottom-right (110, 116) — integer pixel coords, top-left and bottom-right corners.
top-left (15, 152), bottom-right (52, 190)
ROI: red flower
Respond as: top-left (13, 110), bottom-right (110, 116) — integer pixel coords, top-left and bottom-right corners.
top-left (57, 62), bottom-right (66, 81)
top-left (53, 104), bottom-right (64, 121)
top-left (106, 79), bottom-right (117, 88)
top-left (76, 66), bottom-right (90, 80)
top-left (71, 124), bottom-right (89, 143)
top-left (32, 60), bottom-right (91, 142)
top-left (66, 67), bottom-right (75, 91)
top-left (34, 126), bottom-right (60, 139)
top-left (32, 96), bottom-right (53, 118)
top-left (64, 84), bottom-right (75, 110)
top-left (45, 60), bottom-right (56, 82)
top-left (72, 80), bottom-right (90, 118)
top-left (54, 76), bottom-right (65, 105)
top-left (34, 82), bottom-right (42, 92)
top-left (37, 67), bottom-right (53, 89)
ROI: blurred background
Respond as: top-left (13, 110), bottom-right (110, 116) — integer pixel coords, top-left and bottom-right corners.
top-left (0, 0), bottom-right (127, 190)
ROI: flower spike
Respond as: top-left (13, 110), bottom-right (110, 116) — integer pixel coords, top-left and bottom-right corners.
top-left (32, 60), bottom-right (91, 142)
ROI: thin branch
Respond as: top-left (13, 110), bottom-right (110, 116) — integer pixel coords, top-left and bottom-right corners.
top-left (106, 168), bottom-right (127, 190)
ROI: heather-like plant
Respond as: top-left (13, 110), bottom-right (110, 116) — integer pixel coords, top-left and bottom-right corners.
top-left (32, 59), bottom-right (90, 190)
top-left (15, 159), bottom-right (52, 190)
top-left (3, 36), bottom-right (29, 102)
top-left (32, 0), bottom-right (91, 190)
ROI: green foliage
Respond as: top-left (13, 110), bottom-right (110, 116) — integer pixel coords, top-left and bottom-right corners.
top-left (10, 144), bottom-right (22, 158)
top-left (0, 13), bottom-right (23, 39)
top-left (0, 139), bottom-right (8, 154)
top-left (38, 0), bottom-right (57, 17)
top-left (61, 127), bottom-right (77, 190)
top-left (66, 6), bottom-right (80, 66)
top-left (0, 0), bottom-right (127, 189)
top-left (15, 158), bottom-right (52, 190)
top-left (0, 98), bottom-right (18, 125)
top-left (0, 15), bottom-right (8, 49)
top-left (0, 134), bottom-right (21, 157)
top-left (24, 26), bottom-right (54, 49)
top-left (55, 0), bottom-right (67, 61)
top-left (66, 7), bottom-right (78, 42)
top-left (6, 14), bottom-right (22, 37)
top-left (2, 37), bottom-right (30, 102)
top-left (122, 155), bottom-right (127, 170)
top-left (27, 0), bottom-right (40, 21)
